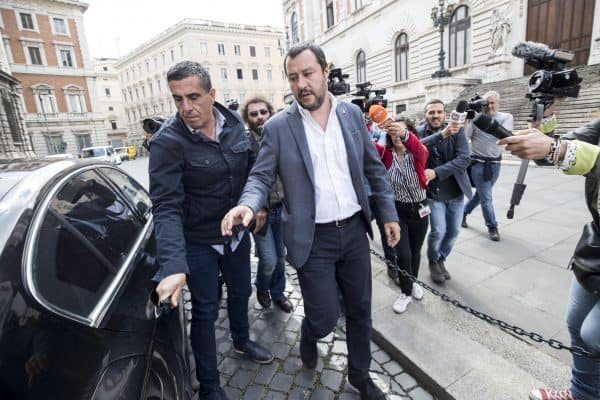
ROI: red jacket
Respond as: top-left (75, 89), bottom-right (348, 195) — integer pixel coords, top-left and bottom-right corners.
top-left (374, 131), bottom-right (428, 189)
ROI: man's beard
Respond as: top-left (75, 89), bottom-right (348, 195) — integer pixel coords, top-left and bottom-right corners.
top-left (250, 122), bottom-right (264, 134)
top-left (296, 87), bottom-right (326, 111)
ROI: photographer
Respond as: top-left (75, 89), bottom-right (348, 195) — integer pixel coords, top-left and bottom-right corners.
top-left (463, 91), bottom-right (514, 241)
top-left (142, 116), bottom-right (165, 152)
top-left (499, 121), bottom-right (600, 400)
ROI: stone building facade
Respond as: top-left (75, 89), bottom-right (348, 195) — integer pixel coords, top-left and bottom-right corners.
top-left (282, 0), bottom-right (600, 117)
top-left (0, 0), bottom-right (105, 157)
top-left (93, 57), bottom-right (128, 147)
top-left (113, 19), bottom-right (288, 143)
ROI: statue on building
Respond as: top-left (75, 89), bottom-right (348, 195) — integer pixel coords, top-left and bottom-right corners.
top-left (490, 9), bottom-right (512, 56)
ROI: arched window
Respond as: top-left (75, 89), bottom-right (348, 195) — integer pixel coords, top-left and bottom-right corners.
top-left (449, 5), bottom-right (470, 68)
top-left (356, 50), bottom-right (366, 83)
top-left (291, 12), bottom-right (299, 44)
top-left (395, 33), bottom-right (409, 82)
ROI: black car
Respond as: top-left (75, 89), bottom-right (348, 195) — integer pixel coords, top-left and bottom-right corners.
top-left (0, 159), bottom-right (192, 400)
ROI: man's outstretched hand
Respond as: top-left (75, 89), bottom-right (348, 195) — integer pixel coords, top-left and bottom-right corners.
top-left (221, 205), bottom-right (255, 236)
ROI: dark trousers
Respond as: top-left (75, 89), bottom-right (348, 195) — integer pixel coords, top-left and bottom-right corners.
top-left (394, 202), bottom-right (429, 295)
top-left (186, 234), bottom-right (252, 390)
top-left (297, 214), bottom-right (372, 380)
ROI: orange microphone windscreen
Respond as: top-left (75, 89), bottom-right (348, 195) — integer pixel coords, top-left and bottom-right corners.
top-left (369, 104), bottom-right (389, 125)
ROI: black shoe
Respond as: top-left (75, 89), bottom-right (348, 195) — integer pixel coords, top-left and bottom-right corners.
top-left (217, 275), bottom-right (225, 301)
top-left (461, 214), bottom-right (468, 228)
top-left (234, 340), bottom-right (274, 364)
top-left (438, 259), bottom-right (451, 280)
top-left (256, 290), bottom-right (271, 309)
top-left (273, 296), bottom-right (294, 313)
top-left (348, 376), bottom-right (387, 400)
top-left (429, 260), bottom-right (445, 284)
top-left (198, 387), bottom-right (229, 400)
top-left (488, 227), bottom-right (500, 242)
top-left (300, 330), bottom-right (318, 369)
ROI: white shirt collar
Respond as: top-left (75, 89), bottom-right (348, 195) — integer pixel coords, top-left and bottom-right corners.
top-left (185, 107), bottom-right (226, 140)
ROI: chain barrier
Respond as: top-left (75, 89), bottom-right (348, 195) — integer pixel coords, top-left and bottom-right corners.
top-left (370, 248), bottom-right (600, 359)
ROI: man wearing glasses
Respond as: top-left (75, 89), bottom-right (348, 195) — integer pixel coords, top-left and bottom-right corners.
top-left (241, 97), bottom-right (293, 313)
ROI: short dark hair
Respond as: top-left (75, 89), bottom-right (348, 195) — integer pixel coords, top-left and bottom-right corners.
top-left (241, 96), bottom-right (274, 125)
top-left (166, 60), bottom-right (212, 92)
top-left (283, 42), bottom-right (328, 76)
top-left (424, 98), bottom-right (445, 112)
top-left (386, 116), bottom-right (418, 149)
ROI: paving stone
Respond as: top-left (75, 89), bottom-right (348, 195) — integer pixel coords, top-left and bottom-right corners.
top-left (264, 390), bottom-right (287, 400)
top-left (372, 349), bottom-right (391, 364)
top-left (223, 386), bottom-right (241, 399)
top-left (309, 388), bottom-right (335, 400)
top-left (317, 342), bottom-right (329, 355)
top-left (270, 372), bottom-right (294, 392)
top-left (295, 369), bottom-right (317, 388)
top-left (229, 369), bottom-right (254, 389)
top-left (288, 387), bottom-right (312, 399)
top-left (271, 342), bottom-right (292, 359)
top-left (390, 379), bottom-right (408, 396)
top-left (395, 372), bottom-right (418, 390)
top-left (371, 371), bottom-right (391, 393)
top-left (286, 316), bottom-right (302, 331)
top-left (382, 360), bottom-right (403, 376)
top-left (339, 393), bottom-right (360, 400)
top-left (254, 361), bottom-right (279, 385)
top-left (283, 356), bottom-right (303, 374)
top-left (279, 330), bottom-right (298, 345)
top-left (331, 340), bottom-right (348, 355)
top-left (409, 387), bottom-right (435, 400)
top-left (327, 354), bottom-right (348, 371)
top-left (290, 342), bottom-right (301, 356)
top-left (215, 327), bottom-right (227, 340)
top-left (219, 357), bottom-right (241, 376)
top-left (318, 332), bottom-right (334, 343)
top-left (238, 358), bottom-right (260, 372)
top-left (243, 385), bottom-right (265, 400)
top-left (319, 369), bottom-right (344, 391)
top-left (369, 361), bottom-right (384, 373)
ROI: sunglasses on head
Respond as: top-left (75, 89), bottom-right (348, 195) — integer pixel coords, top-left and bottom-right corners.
top-left (249, 109), bottom-right (269, 118)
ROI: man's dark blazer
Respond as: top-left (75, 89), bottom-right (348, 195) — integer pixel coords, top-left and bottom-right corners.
top-left (239, 100), bottom-right (398, 269)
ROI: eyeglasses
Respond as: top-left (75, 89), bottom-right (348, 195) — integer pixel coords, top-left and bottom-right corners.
top-left (249, 109), bottom-right (269, 118)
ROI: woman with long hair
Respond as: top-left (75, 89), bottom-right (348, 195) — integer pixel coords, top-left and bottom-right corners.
top-left (380, 116), bottom-right (430, 313)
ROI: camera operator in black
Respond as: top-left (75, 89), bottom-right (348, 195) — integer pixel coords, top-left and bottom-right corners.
top-left (462, 91), bottom-right (514, 241)
top-left (500, 120), bottom-right (600, 400)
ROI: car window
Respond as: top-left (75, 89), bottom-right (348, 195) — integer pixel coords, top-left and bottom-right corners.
top-left (100, 167), bottom-right (152, 217)
top-left (32, 170), bottom-right (144, 318)
top-left (82, 148), bottom-right (105, 158)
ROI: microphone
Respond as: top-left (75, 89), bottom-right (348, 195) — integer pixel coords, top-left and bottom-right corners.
top-left (512, 41), bottom-right (574, 64)
top-left (450, 100), bottom-right (468, 124)
top-left (368, 104), bottom-right (392, 125)
top-left (472, 114), bottom-right (513, 139)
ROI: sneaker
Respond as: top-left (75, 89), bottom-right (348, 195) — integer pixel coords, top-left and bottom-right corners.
top-left (428, 260), bottom-right (445, 284)
top-left (488, 226), bottom-right (500, 242)
top-left (411, 284), bottom-right (424, 301)
top-left (529, 388), bottom-right (574, 400)
top-left (392, 293), bottom-right (412, 313)
top-left (461, 214), bottom-right (468, 228)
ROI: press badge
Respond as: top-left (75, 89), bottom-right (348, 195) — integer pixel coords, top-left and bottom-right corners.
top-left (418, 203), bottom-right (431, 218)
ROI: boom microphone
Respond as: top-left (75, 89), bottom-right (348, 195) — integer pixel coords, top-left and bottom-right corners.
top-left (512, 41), bottom-right (574, 66)
top-left (369, 104), bottom-right (392, 125)
top-left (472, 114), bottom-right (513, 139)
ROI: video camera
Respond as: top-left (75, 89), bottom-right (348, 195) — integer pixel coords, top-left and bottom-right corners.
top-left (351, 81), bottom-right (388, 113)
top-left (512, 41), bottom-right (582, 104)
top-left (328, 68), bottom-right (351, 96)
top-left (465, 93), bottom-right (488, 120)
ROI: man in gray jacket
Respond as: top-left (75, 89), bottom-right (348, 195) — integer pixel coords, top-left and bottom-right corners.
top-left (222, 43), bottom-right (400, 399)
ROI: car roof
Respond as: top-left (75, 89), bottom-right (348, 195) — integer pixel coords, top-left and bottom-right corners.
top-left (82, 146), bottom-right (112, 150)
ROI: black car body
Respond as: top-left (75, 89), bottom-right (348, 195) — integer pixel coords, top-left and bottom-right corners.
top-left (0, 159), bottom-right (192, 400)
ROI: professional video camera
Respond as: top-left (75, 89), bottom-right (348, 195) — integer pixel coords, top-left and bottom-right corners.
top-left (465, 93), bottom-right (488, 120)
top-left (351, 81), bottom-right (388, 112)
top-left (142, 116), bottom-right (166, 135)
top-left (328, 67), bottom-right (351, 96)
top-left (512, 41), bottom-right (582, 104)
top-left (506, 41), bottom-right (582, 219)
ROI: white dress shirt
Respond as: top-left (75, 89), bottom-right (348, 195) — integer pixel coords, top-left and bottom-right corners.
top-left (297, 94), bottom-right (362, 223)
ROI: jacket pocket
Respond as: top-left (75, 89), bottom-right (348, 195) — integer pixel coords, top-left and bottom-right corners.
top-left (187, 157), bottom-right (214, 168)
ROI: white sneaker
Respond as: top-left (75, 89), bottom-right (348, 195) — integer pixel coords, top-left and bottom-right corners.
top-left (392, 293), bottom-right (412, 313)
top-left (411, 284), bottom-right (424, 301)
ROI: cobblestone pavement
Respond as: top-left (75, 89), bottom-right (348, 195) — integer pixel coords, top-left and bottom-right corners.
top-left (184, 259), bottom-right (435, 400)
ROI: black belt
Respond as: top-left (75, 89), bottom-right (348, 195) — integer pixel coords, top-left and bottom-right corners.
top-left (316, 212), bottom-right (360, 228)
